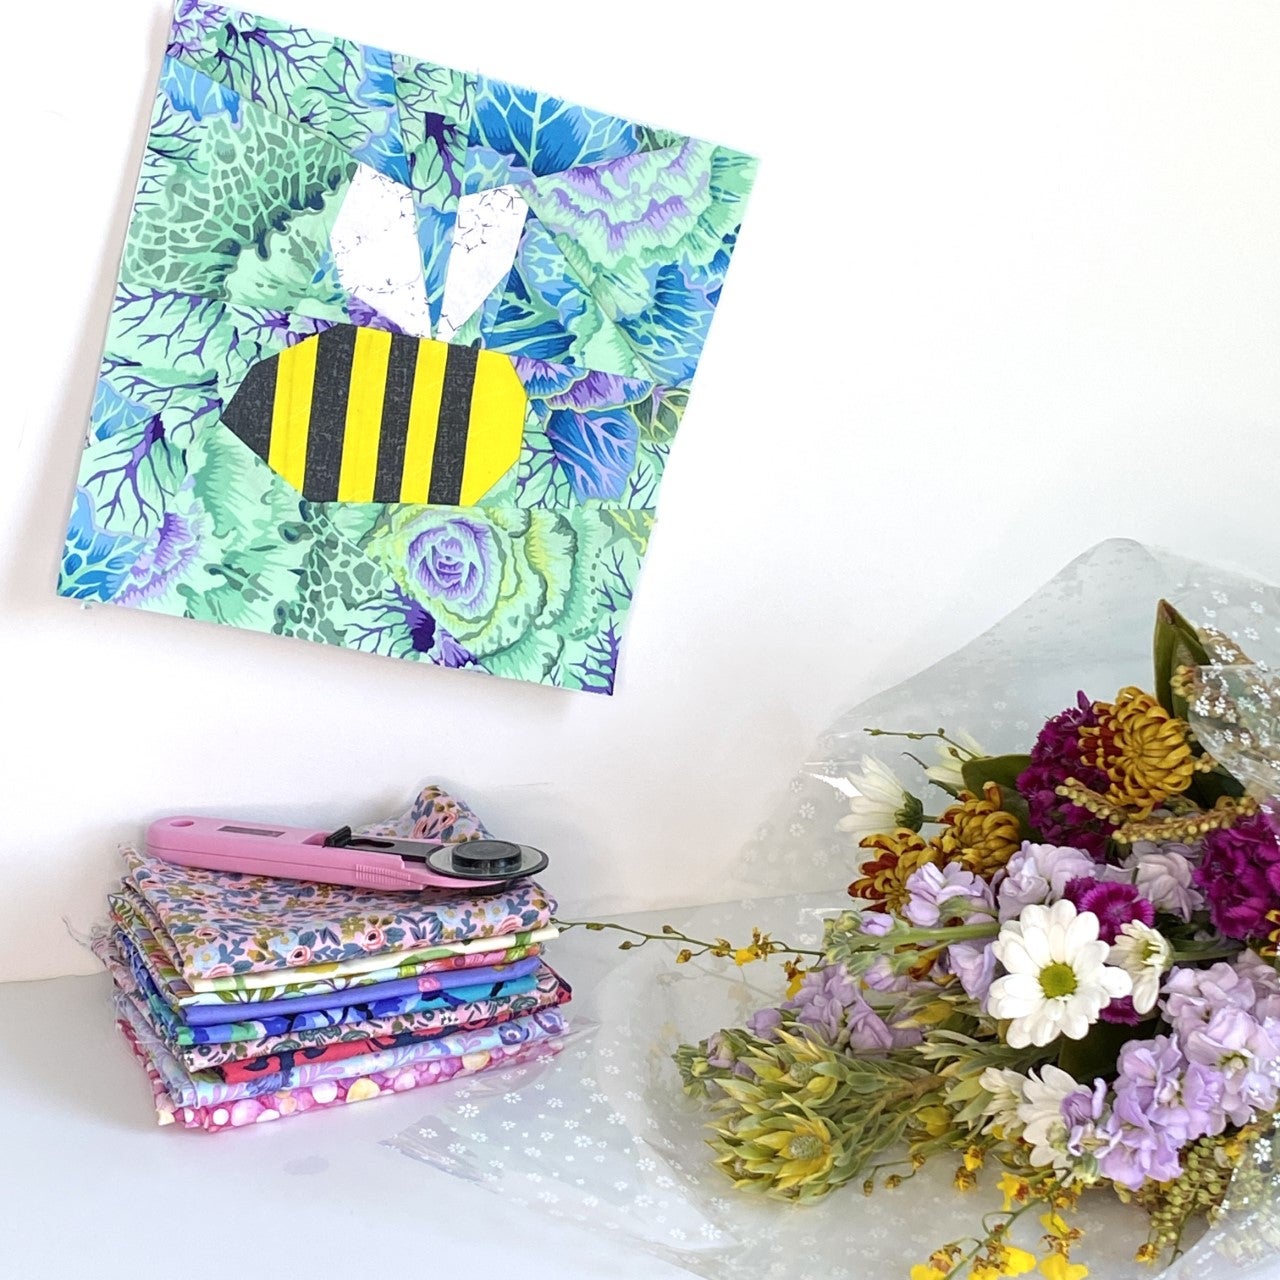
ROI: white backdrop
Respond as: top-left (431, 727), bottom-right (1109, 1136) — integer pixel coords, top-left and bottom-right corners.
top-left (3, 1), bottom-right (1279, 980)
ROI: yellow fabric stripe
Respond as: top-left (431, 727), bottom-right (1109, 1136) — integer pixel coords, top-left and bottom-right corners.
top-left (337, 328), bottom-right (393, 502)
top-left (268, 338), bottom-right (318, 492)
top-left (399, 340), bottom-right (448, 503)
top-left (459, 352), bottom-right (528, 505)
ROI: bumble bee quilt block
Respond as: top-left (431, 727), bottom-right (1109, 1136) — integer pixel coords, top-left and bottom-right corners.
top-left (58, 1), bottom-right (756, 693)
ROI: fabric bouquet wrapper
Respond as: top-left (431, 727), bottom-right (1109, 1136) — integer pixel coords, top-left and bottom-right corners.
top-left (95, 785), bottom-right (571, 1132)
top-left (56, 0), bottom-right (756, 696)
top-left (386, 541), bottom-right (1280, 1280)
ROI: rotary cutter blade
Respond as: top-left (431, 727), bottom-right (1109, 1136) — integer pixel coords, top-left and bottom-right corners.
top-left (423, 839), bottom-right (550, 883)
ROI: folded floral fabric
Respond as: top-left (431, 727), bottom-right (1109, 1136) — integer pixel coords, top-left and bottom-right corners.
top-left (94, 928), bottom-right (571, 1070)
top-left (114, 886), bottom-right (553, 1003)
top-left (122, 842), bottom-right (555, 980)
top-left (177, 950), bottom-right (543, 1025)
top-left (104, 929), bottom-right (539, 1044)
top-left (118, 991), bottom-right (565, 1106)
top-left (116, 1002), bottom-right (562, 1132)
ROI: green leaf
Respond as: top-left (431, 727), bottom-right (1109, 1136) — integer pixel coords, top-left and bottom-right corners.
top-left (995, 785), bottom-right (1033, 841)
top-left (960, 754), bottom-right (1032, 794)
top-left (1153, 599), bottom-right (1209, 716)
top-left (1056, 1018), bottom-right (1152, 1080)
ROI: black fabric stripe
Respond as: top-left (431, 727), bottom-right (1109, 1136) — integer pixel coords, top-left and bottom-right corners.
top-left (220, 356), bottom-right (277, 465)
top-left (429, 344), bottom-right (478, 505)
top-left (303, 325), bottom-right (357, 502)
top-left (374, 332), bottom-right (419, 503)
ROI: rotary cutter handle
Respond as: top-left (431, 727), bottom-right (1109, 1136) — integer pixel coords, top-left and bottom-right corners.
top-left (146, 815), bottom-right (550, 892)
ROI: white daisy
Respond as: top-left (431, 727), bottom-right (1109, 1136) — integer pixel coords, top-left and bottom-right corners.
top-left (924, 730), bottom-right (987, 794)
top-left (987, 899), bottom-right (1133, 1048)
top-left (833, 757), bottom-right (921, 841)
top-left (977, 1066), bottom-right (1027, 1137)
top-left (1109, 921), bottom-right (1173, 1014)
top-left (1015, 1065), bottom-right (1104, 1181)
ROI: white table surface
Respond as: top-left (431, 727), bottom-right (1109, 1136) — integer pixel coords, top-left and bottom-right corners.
top-left (0, 926), bottom-right (697, 1280)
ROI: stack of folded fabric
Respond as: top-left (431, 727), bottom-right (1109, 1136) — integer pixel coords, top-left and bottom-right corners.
top-left (92, 786), bottom-right (570, 1132)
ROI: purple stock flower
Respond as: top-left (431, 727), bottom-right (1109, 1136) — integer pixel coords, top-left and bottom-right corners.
top-left (1182, 1007), bottom-right (1280, 1127)
top-left (1098, 1091), bottom-right (1186, 1189)
top-left (902, 863), bottom-right (995, 928)
top-left (996, 842), bottom-right (1097, 921)
top-left (786, 965), bottom-right (859, 1043)
top-left (1017, 693), bottom-right (1112, 858)
top-left (1111, 1036), bottom-right (1216, 1145)
top-left (1061, 1079), bottom-right (1108, 1160)
top-left (705, 1030), bottom-right (754, 1080)
top-left (1062, 877), bottom-right (1156, 943)
top-left (1162, 962), bottom-right (1263, 1037)
top-left (947, 940), bottom-right (997, 1003)
top-left (1195, 811), bottom-right (1280, 941)
top-left (761, 963), bottom-right (921, 1052)
top-left (1124, 842), bottom-right (1204, 922)
top-left (746, 1006), bottom-right (783, 1040)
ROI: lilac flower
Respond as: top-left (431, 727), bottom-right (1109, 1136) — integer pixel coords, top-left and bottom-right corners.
top-left (996, 842), bottom-right (1098, 921)
top-left (1123, 842), bottom-right (1204, 922)
top-left (1018, 693), bottom-right (1111, 857)
top-left (1062, 877), bottom-right (1156, 943)
top-left (1162, 962), bottom-right (1262, 1038)
top-left (1195, 810), bottom-right (1280, 940)
top-left (947, 940), bottom-right (997, 1002)
top-left (1097, 1091), bottom-right (1185, 1189)
top-left (1236, 951), bottom-right (1280, 1023)
top-left (1182, 1007), bottom-right (1280, 1127)
top-left (786, 965), bottom-right (859, 1043)
top-left (1061, 1079), bottom-right (1109, 1161)
top-left (1110, 1036), bottom-right (1216, 1145)
top-left (746, 1006), bottom-right (783, 1040)
top-left (902, 863), bottom-right (996, 928)
top-left (705, 1030), bottom-right (754, 1080)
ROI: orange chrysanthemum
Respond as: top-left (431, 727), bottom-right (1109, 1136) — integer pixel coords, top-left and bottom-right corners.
top-left (849, 829), bottom-right (939, 913)
top-left (1079, 687), bottom-right (1195, 818)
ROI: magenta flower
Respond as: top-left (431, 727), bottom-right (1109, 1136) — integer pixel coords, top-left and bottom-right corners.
top-left (1062, 876), bottom-right (1156, 943)
top-left (1018, 693), bottom-right (1112, 858)
top-left (1195, 811), bottom-right (1280, 941)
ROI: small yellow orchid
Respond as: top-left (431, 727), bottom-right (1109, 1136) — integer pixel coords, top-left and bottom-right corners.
top-left (998, 1172), bottom-right (1029, 1211)
top-left (910, 1267), bottom-right (949, 1280)
top-left (1039, 1256), bottom-right (1088, 1280)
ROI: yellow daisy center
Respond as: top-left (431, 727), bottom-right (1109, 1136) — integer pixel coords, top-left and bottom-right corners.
top-left (1039, 961), bottom-right (1079, 999)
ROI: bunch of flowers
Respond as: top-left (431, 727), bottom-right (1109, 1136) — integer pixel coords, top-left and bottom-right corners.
top-left (668, 603), bottom-right (1280, 1277)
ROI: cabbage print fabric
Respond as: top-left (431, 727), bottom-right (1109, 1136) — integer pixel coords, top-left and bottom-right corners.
top-left (112, 888), bottom-right (546, 1006)
top-left (56, 1), bottom-right (757, 695)
top-left (122, 841), bottom-right (555, 980)
top-left (116, 999), bottom-right (562, 1131)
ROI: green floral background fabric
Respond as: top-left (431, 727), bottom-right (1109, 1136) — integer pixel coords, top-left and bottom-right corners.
top-left (58, 1), bottom-right (756, 693)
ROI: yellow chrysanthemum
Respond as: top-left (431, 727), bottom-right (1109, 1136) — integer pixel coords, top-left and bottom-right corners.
top-left (1079, 686), bottom-right (1195, 817)
top-left (934, 782), bottom-right (1023, 877)
top-left (849, 828), bottom-right (939, 912)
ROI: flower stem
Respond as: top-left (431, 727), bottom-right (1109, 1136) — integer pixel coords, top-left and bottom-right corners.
top-left (554, 919), bottom-right (826, 959)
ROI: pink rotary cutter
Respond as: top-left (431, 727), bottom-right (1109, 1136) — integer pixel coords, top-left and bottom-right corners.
top-left (146, 816), bottom-right (549, 892)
